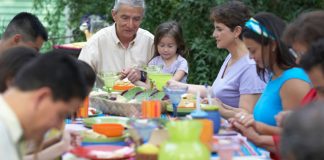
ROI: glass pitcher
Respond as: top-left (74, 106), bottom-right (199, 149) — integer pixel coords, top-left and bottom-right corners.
top-left (158, 120), bottom-right (210, 160)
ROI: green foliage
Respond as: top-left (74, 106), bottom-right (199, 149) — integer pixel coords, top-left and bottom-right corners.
top-left (243, 0), bottom-right (324, 20)
top-left (33, 0), bottom-right (324, 85)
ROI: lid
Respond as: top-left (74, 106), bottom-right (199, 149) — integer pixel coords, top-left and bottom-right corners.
top-left (190, 109), bottom-right (208, 119)
top-left (202, 105), bottom-right (219, 111)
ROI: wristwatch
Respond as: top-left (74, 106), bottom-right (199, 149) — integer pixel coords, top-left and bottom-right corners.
top-left (140, 70), bottom-right (147, 82)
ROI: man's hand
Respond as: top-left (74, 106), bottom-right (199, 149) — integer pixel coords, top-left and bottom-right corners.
top-left (61, 130), bottom-right (82, 151)
top-left (121, 68), bottom-right (141, 83)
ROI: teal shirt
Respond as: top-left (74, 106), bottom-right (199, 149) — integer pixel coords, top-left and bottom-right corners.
top-left (253, 68), bottom-right (311, 126)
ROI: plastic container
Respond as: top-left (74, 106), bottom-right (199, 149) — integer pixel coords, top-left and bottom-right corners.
top-left (203, 105), bottom-right (221, 134)
top-left (159, 120), bottom-right (210, 160)
top-left (92, 123), bottom-right (124, 137)
top-left (77, 97), bottom-right (89, 118)
top-left (148, 73), bottom-right (172, 91)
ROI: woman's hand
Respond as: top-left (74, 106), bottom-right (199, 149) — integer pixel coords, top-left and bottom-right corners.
top-left (234, 112), bottom-right (255, 127)
top-left (167, 79), bottom-right (182, 87)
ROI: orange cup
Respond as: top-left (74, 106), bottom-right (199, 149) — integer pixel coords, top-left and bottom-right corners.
top-left (141, 100), bottom-right (161, 118)
top-left (77, 96), bottom-right (89, 118)
top-left (199, 119), bottom-right (213, 150)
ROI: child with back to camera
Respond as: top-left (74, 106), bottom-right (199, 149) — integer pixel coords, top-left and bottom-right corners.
top-left (148, 21), bottom-right (189, 83)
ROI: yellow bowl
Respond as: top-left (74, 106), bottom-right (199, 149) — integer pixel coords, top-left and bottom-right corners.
top-left (148, 73), bottom-right (172, 90)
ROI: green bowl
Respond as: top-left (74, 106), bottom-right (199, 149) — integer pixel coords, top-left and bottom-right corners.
top-left (83, 116), bottom-right (129, 128)
top-left (166, 104), bottom-right (195, 116)
top-left (81, 130), bottom-right (128, 143)
top-left (148, 73), bottom-right (172, 91)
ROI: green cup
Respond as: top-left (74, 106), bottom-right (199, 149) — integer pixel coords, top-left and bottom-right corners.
top-left (101, 72), bottom-right (119, 91)
top-left (148, 73), bottom-right (172, 91)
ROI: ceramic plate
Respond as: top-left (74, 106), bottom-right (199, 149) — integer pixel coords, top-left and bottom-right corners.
top-left (70, 145), bottom-right (134, 160)
top-left (83, 116), bottom-right (129, 128)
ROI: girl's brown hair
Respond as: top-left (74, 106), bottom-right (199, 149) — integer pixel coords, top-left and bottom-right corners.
top-left (153, 21), bottom-right (187, 59)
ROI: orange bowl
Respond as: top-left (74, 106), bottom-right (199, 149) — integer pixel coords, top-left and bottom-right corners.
top-left (92, 123), bottom-right (124, 137)
top-left (113, 84), bottom-right (135, 91)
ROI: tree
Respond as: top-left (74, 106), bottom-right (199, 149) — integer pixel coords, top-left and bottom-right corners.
top-left (33, 0), bottom-right (324, 84)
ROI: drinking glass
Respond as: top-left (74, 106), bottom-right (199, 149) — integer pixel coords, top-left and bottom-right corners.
top-left (163, 85), bottom-right (188, 117)
top-left (100, 72), bottom-right (119, 92)
top-left (130, 119), bottom-right (157, 142)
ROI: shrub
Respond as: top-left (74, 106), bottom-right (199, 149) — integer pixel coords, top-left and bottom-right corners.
top-left (33, 0), bottom-right (324, 84)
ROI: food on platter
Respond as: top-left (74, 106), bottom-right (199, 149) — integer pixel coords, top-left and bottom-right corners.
top-left (89, 87), bottom-right (168, 117)
top-left (108, 87), bottom-right (167, 103)
top-left (178, 93), bottom-right (196, 108)
top-left (112, 79), bottom-right (135, 91)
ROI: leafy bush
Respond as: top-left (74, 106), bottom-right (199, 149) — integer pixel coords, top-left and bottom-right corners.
top-left (33, 0), bottom-right (324, 84)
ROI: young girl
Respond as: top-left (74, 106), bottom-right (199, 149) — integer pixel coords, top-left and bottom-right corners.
top-left (148, 21), bottom-right (188, 83)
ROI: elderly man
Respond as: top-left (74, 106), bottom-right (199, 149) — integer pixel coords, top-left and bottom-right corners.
top-left (0, 51), bottom-right (88, 160)
top-left (78, 0), bottom-right (154, 83)
top-left (0, 12), bottom-right (48, 53)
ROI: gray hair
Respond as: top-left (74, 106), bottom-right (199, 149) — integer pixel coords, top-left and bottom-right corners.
top-left (113, 0), bottom-right (146, 12)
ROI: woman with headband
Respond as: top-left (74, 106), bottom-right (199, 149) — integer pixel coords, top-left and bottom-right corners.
top-left (232, 12), bottom-right (311, 135)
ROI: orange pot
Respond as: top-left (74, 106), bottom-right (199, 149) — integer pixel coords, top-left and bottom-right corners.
top-left (92, 123), bottom-right (124, 137)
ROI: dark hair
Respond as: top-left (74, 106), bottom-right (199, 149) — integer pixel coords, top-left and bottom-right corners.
top-left (12, 50), bottom-right (88, 101)
top-left (283, 10), bottom-right (324, 48)
top-left (210, 0), bottom-right (251, 39)
top-left (77, 60), bottom-right (96, 92)
top-left (300, 38), bottom-right (324, 73)
top-left (2, 12), bottom-right (48, 42)
top-left (0, 46), bottom-right (38, 93)
top-left (242, 12), bottom-right (295, 81)
top-left (281, 101), bottom-right (324, 160)
top-left (153, 21), bottom-right (187, 59)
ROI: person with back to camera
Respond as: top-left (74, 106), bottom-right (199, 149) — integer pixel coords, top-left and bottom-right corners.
top-left (281, 40), bottom-right (324, 160)
top-left (0, 12), bottom-right (48, 53)
top-left (167, 0), bottom-right (266, 118)
top-left (0, 47), bottom-right (96, 160)
top-left (148, 21), bottom-right (188, 83)
top-left (78, 0), bottom-right (154, 86)
top-left (0, 47), bottom-right (38, 93)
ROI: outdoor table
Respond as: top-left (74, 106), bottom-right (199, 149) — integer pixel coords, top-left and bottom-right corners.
top-left (62, 117), bottom-right (270, 160)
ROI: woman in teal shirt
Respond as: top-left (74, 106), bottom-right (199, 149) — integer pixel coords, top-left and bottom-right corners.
top-left (235, 12), bottom-right (311, 135)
